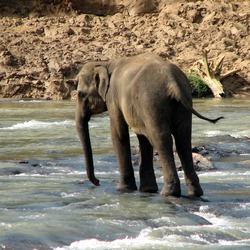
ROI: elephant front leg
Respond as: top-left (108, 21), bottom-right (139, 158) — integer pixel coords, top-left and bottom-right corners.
top-left (110, 115), bottom-right (137, 192)
top-left (137, 134), bottom-right (158, 193)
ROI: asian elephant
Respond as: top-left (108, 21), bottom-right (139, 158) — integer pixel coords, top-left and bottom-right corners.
top-left (76, 53), bottom-right (223, 197)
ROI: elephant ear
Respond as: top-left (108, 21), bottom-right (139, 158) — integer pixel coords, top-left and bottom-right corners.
top-left (94, 66), bottom-right (110, 101)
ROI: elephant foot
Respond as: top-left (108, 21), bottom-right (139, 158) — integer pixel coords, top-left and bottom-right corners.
top-left (139, 182), bottom-right (158, 193)
top-left (160, 184), bottom-right (181, 197)
top-left (187, 183), bottom-right (204, 197)
top-left (117, 182), bottom-right (137, 193)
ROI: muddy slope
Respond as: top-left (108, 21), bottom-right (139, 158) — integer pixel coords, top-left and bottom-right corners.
top-left (0, 0), bottom-right (249, 99)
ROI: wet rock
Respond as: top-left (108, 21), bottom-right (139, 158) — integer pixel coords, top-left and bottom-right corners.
top-left (19, 160), bottom-right (29, 164)
top-left (192, 136), bottom-right (250, 161)
top-left (12, 170), bottom-right (22, 175)
top-left (176, 147), bottom-right (216, 172)
top-left (192, 153), bottom-right (215, 171)
top-left (132, 145), bottom-right (216, 171)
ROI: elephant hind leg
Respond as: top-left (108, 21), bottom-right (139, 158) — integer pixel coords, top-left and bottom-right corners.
top-left (173, 125), bottom-right (203, 197)
top-left (149, 130), bottom-right (181, 197)
top-left (137, 134), bottom-right (158, 193)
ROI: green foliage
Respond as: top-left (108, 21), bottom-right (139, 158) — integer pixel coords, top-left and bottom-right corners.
top-left (186, 73), bottom-right (212, 97)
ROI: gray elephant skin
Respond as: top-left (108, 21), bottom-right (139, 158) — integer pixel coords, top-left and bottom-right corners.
top-left (76, 53), bottom-right (223, 197)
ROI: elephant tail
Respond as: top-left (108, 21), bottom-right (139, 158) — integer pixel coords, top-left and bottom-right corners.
top-left (167, 64), bottom-right (224, 124)
top-left (189, 105), bottom-right (224, 123)
top-left (178, 88), bottom-right (224, 124)
top-left (176, 89), bottom-right (224, 123)
top-left (179, 87), bottom-right (224, 124)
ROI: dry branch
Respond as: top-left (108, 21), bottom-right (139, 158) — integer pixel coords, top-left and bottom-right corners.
top-left (192, 50), bottom-right (240, 97)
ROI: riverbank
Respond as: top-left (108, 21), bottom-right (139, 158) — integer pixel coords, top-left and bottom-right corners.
top-left (0, 0), bottom-right (249, 100)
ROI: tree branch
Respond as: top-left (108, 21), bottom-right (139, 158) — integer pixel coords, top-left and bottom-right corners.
top-left (220, 68), bottom-right (240, 80)
top-left (214, 55), bottom-right (224, 74)
top-left (202, 49), bottom-right (211, 77)
top-left (191, 50), bottom-right (240, 98)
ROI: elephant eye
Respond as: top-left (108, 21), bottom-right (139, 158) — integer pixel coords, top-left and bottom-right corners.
top-left (78, 91), bottom-right (87, 99)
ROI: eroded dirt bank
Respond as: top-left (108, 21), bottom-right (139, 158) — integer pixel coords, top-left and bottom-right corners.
top-left (0, 0), bottom-right (249, 99)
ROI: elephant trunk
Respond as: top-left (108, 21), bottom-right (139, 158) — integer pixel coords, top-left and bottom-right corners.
top-left (76, 109), bottom-right (100, 186)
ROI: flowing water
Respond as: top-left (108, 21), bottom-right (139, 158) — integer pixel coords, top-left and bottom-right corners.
top-left (0, 98), bottom-right (249, 250)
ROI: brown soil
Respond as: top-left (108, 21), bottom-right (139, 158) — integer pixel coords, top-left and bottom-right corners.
top-left (0, 0), bottom-right (249, 100)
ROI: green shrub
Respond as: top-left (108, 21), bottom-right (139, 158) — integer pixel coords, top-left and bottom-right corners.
top-left (186, 73), bottom-right (212, 97)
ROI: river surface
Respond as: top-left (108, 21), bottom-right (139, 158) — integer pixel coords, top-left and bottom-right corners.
top-left (0, 98), bottom-right (249, 250)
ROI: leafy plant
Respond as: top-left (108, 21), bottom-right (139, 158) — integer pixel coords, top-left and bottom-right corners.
top-left (186, 73), bottom-right (212, 97)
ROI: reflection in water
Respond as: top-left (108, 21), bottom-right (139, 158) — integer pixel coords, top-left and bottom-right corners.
top-left (0, 98), bottom-right (249, 249)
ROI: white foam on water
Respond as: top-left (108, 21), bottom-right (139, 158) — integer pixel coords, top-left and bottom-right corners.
top-left (56, 201), bottom-right (250, 250)
top-left (54, 235), bottom-right (192, 250)
top-left (18, 173), bottom-right (47, 177)
top-left (236, 203), bottom-right (250, 211)
top-left (195, 211), bottom-right (232, 228)
top-left (55, 228), bottom-right (250, 250)
top-left (204, 129), bottom-right (250, 139)
top-left (17, 100), bottom-right (44, 103)
top-left (205, 130), bottom-right (223, 137)
top-left (194, 204), bottom-right (250, 240)
top-left (231, 131), bottom-right (250, 138)
top-left (0, 120), bottom-right (73, 130)
top-left (198, 170), bottom-right (243, 177)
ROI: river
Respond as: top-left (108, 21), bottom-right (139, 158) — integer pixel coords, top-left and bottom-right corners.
top-left (0, 98), bottom-right (249, 250)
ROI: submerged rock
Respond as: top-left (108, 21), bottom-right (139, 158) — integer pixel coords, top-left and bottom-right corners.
top-left (132, 145), bottom-right (216, 171)
top-left (177, 149), bottom-right (216, 172)
top-left (192, 152), bottom-right (215, 171)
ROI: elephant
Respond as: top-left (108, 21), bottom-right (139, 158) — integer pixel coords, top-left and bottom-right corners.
top-left (75, 53), bottom-right (223, 197)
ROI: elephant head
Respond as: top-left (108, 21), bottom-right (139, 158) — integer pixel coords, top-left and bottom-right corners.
top-left (75, 62), bottom-right (109, 186)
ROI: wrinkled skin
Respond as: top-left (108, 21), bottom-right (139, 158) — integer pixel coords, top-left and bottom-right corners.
top-left (76, 53), bottom-right (223, 197)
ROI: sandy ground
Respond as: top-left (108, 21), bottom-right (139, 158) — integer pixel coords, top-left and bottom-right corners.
top-left (0, 0), bottom-right (249, 99)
